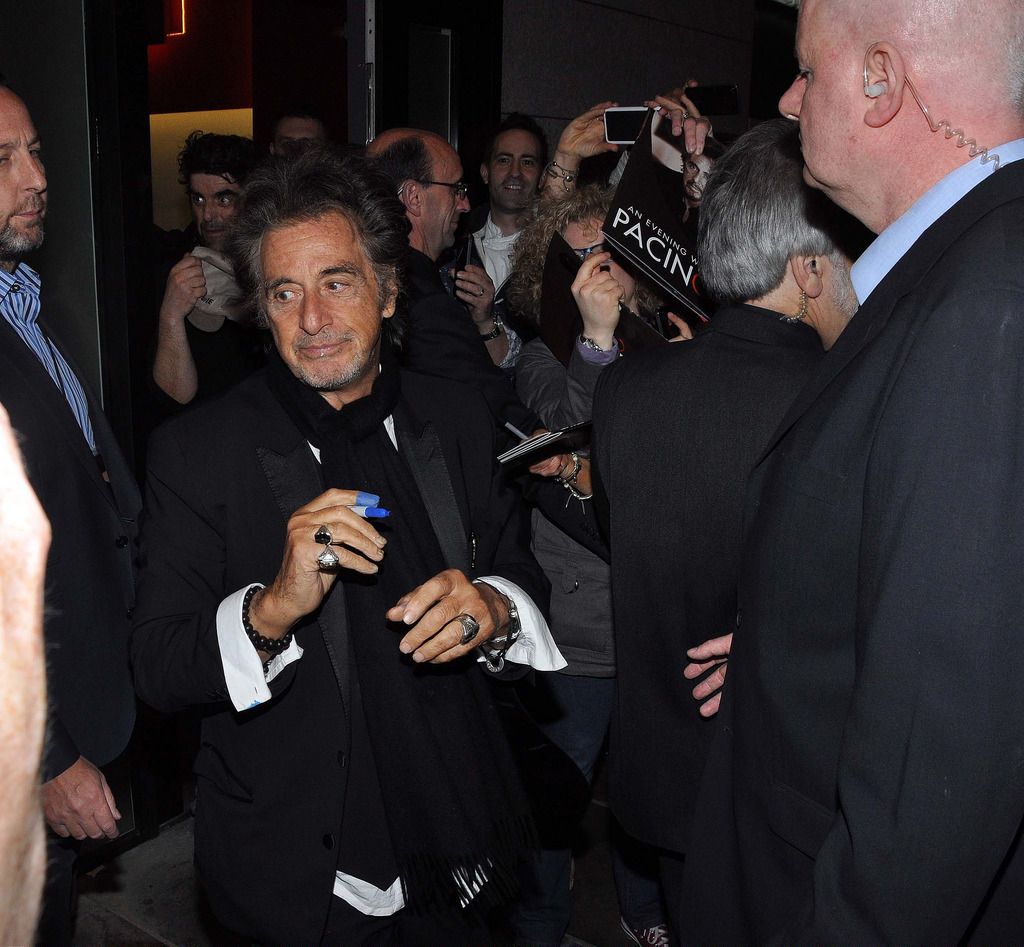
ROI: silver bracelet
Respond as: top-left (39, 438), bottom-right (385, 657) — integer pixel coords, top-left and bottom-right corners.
top-left (544, 160), bottom-right (577, 192)
top-left (480, 591), bottom-right (521, 672)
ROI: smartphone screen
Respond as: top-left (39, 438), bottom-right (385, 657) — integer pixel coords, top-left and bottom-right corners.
top-left (603, 107), bottom-right (649, 145)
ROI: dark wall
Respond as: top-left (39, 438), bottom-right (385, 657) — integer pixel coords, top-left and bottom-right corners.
top-left (252, 0), bottom-right (348, 149)
top-left (148, 0), bottom-right (254, 113)
top-left (375, 1), bottom-right (504, 185)
top-left (751, 0), bottom-right (798, 121)
top-left (0, 2), bottom-right (104, 398)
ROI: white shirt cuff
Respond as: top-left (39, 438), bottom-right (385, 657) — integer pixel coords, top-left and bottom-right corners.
top-left (473, 576), bottom-right (566, 671)
top-left (216, 583), bottom-right (304, 712)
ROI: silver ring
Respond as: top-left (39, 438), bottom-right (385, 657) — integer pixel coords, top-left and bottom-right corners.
top-left (681, 109), bottom-right (690, 119)
top-left (317, 546), bottom-right (341, 569)
top-left (476, 288), bottom-right (484, 297)
top-left (314, 525), bottom-right (333, 545)
top-left (455, 614), bottom-right (480, 646)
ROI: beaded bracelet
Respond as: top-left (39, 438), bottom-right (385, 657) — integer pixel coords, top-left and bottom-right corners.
top-left (557, 451), bottom-right (593, 501)
top-left (242, 584), bottom-right (294, 657)
top-left (544, 160), bottom-right (578, 192)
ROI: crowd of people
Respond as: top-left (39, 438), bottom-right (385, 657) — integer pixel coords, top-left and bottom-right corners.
top-left (4, 0), bottom-right (1024, 943)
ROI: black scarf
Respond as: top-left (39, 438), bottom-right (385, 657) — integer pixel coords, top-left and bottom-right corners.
top-left (266, 346), bottom-right (534, 915)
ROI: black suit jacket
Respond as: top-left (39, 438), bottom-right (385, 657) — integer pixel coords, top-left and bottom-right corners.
top-left (130, 368), bottom-right (546, 944)
top-left (401, 248), bottom-right (540, 434)
top-left (591, 306), bottom-right (823, 853)
top-left (0, 314), bottom-right (139, 781)
top-left (684, 162), bottom-right (1024, 943)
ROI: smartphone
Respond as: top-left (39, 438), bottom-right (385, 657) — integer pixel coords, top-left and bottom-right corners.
top-left (603, 107), bottom-right (649, 145)
top-left (686, 84), bottom-right (740, 116)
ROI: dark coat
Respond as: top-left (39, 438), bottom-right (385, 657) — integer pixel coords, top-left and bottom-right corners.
top-left (683, 161), bottom-right (1024, 943)
top-left (130, 368), bottom-right (546, 945)
top-left (400, 248), bottom-right (539, 434)
top-left (590, 305), bottom-right (824, 853)
top-left (0, 315), bottom-right (139, 781)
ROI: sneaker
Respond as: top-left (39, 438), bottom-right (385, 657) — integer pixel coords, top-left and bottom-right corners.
top-left (620, 916), bottom-right (670, 946)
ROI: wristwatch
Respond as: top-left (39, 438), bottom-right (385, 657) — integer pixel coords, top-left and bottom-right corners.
top-left (579, 333), bottom-right (617, 353)
top-left (480, 314), bottom-right (505, 341)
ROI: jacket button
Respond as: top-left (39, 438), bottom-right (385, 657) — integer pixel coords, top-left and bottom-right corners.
top-left (126, 608), bottom-right (134, 620)
top-left (337, 751), bottom-right (347, 768)
top-left (735, 608), bottom-right (742, 628)
top-left (115, 535), bottom-right (129, 548)
top-left (322, 833), bottom-right (335, 850)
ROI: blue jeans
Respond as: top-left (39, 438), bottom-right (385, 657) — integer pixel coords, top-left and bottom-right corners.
top-left (513, 673), bottom-right (664, 946)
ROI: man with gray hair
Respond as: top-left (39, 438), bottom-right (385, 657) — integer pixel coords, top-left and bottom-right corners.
top-left (682, 0), bottom-right (1024, 941)
top-left (131, 151), bottom-right (561, 944)
top-left (590, 117), bottom-right (860, 941)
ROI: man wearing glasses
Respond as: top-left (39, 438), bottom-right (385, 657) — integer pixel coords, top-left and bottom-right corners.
top-left (368, 129), bottom-right (539, 435)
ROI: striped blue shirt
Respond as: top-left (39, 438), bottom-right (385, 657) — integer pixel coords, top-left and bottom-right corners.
top-left (0, 262), bottom-right (97, 452)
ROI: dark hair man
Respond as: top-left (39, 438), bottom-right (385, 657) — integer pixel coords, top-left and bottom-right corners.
top-left (681, 0), bottom-right (1024, 942)
top-left (131, 150), bottom-right (563, 945)
top-left (269, 105), bottom-right (327, 157)
top-left (441, 113), bottom-right (548, 371)
top-left (367, 128), bottom-right (540, 435)
top-left (152, 131), bottom-right (261, 406)
top-left (0, 84), bottom-right (141, 944)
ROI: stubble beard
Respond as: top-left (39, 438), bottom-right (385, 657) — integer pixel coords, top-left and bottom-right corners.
top-left (289, 332), bottom-right (381, 397)
top-left (0, 220), bottom-right (44, 267)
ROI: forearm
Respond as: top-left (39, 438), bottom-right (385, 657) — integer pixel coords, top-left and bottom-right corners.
top-left (152, 315), bottom-right (198, 404)
top-left (481, 326), bottom-right (510, 366)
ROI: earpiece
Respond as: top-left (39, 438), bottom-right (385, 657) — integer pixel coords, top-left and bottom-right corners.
top-left (863, 65), bottom-right (886, 97)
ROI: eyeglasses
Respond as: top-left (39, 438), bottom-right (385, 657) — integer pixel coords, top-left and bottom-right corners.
top-left (420, 179), bottom-right (469, 200)
top-left (570, 242), bottom-right (605, 261)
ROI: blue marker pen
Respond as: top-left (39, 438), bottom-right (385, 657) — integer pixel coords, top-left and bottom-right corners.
top-left (349, 505), bottom-right (391, 519)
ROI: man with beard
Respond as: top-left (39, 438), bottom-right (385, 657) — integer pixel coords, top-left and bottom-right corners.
top-left (131, 150), bottom-right (561, 945)
top-left (0, 83), bottom-right (140, 944)
top-left (440, 114), bottom-right (547, 371)
top-left (682, 0), bottom-right (1024, 941)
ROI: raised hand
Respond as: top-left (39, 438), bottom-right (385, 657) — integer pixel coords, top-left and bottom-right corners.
top-left (454, 264), bottom-right (496, 325)
top-left (572, 250), bottom-right (623, 348)
top-left (249, 488), bottom-right (388, 641)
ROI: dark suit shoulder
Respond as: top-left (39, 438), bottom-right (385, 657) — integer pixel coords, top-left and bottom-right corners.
top-left (597, 307), bottom-right (821, 408)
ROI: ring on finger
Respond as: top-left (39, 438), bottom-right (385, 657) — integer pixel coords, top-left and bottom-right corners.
top-left (455, 613), bottom-right (480, 646)
top-left (317, 546), bottom-right (341, 569)
top-left (314, 525), bottom-right (333, 545)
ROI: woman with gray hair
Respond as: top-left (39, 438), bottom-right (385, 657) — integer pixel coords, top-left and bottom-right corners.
top-left (589, 117), bottom-right (866, 940)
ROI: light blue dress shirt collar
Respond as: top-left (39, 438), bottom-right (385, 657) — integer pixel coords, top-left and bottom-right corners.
top-left (851, 137), bottom-right (1024, 305)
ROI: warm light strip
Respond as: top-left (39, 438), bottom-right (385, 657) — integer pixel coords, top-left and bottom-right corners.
top-left (166, 0), bottom-right (186, 37)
